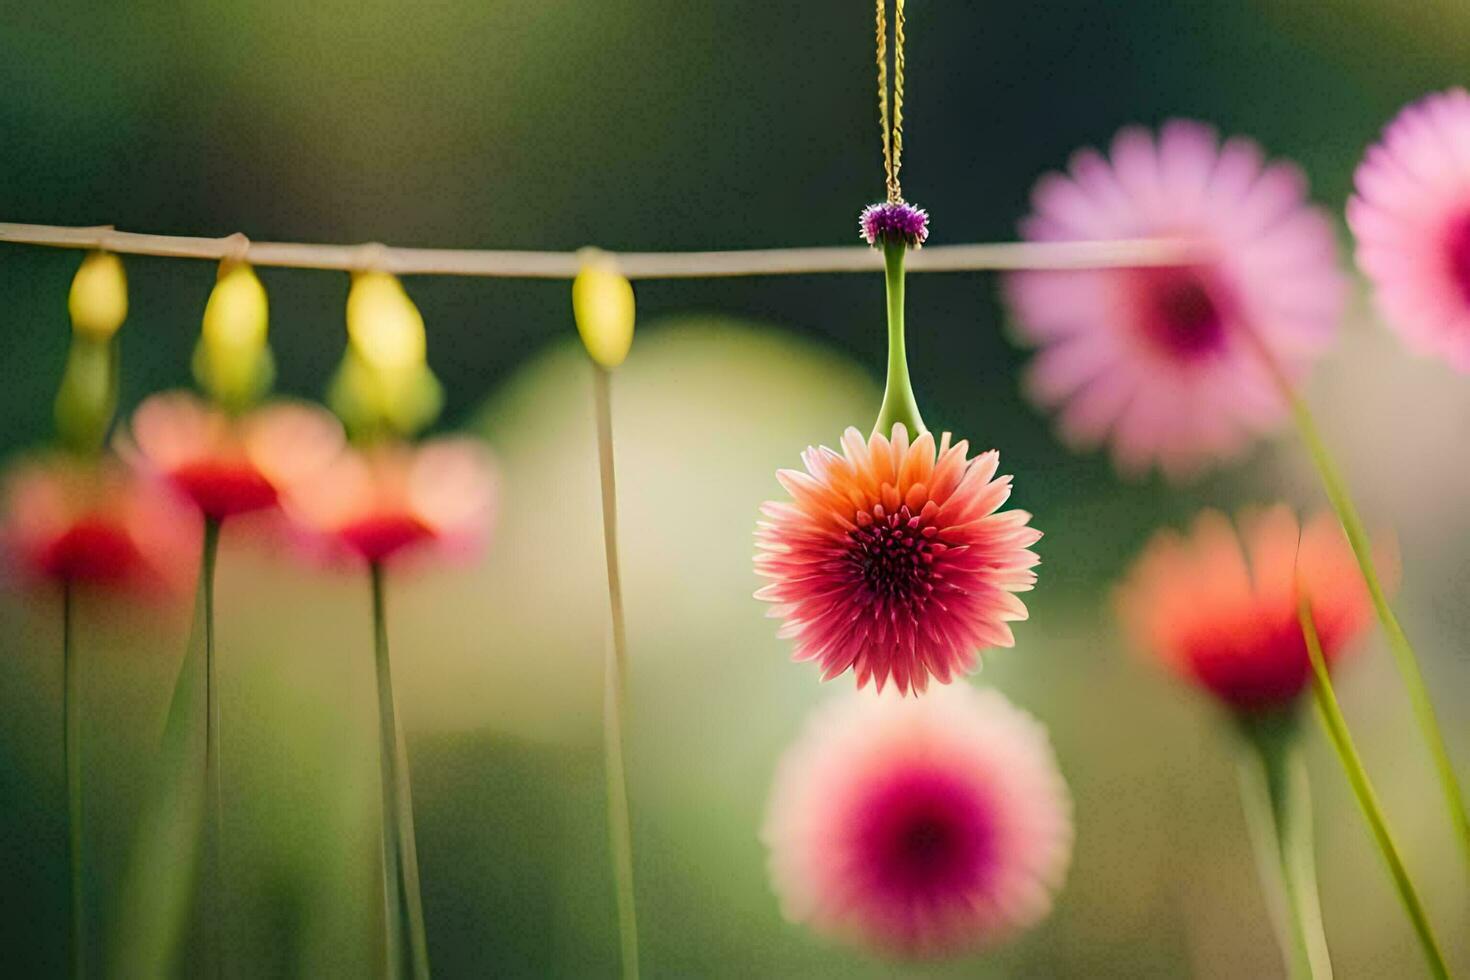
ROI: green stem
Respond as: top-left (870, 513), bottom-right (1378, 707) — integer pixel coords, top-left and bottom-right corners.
top-left (201, 518), bottom-right (223, 979)
top-left (1236, 712), bottom-right (1333, 980)
top-left (1281, 379), bottom-right (1469, 870)
top-left (592, 366), bottom-right (641, 980)
top-left (872, 239), bottom-right (926, 438)
top-left (63, 582), bottom-right (84, 980)
top-left (1298, 599), bottom-right (1449, 979)
top-left (370, 562), bottom-right (431, 980)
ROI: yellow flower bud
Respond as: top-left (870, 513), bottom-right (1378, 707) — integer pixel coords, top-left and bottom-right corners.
top-left (572, 252), bottom-right (635, 369)
top-left (346, 271), bottom-right (426, 371)
top-left (203, 262), bottom-right (268, 351)
top-left (68, 251), bottom-right (128, 341)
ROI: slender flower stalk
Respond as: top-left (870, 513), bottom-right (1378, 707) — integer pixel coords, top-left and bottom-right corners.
top-left (63, 582), bottom-right (84, 980)
top-left (592, 365), bottom-right (640, 980)
top-left (875, 238), bottom-right (925, 436)
top-left (1298, 598), bottom-right (1448, 979)
top-left (1264, 359), bottom-right (1470, 870)
top-left (369, 561), bottom-right (431, 980)
top-left (199, 518), bottom-right (223, 979)
top-left (1235, 713), bottom-right (1332, 980)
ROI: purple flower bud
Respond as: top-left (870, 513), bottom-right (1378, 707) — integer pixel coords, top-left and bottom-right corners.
top-left (859, 202), bottom-right (930, 248)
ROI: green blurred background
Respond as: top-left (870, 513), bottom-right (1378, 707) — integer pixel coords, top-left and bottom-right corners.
top-left (2, 1), bottom-right (1468, 976)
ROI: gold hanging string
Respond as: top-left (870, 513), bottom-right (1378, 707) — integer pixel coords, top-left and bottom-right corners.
top-left (877, 0), bottom-right (906, 203)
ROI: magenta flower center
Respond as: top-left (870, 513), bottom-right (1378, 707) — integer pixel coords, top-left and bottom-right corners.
top-left (855, 766), bottom-right (995, 902)
top-left (1133, 267), bottom-right (1230, 361)
top-left (1442, 210), bottom-right (1470, 307)
top-left (339, 513), bottom-right (434, 563)
top-left (849, 503), bottom-right (942, 608)
top-left (172, 461), bottom-right (278, 520)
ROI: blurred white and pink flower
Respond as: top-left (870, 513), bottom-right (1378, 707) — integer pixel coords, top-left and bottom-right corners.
top-left (121, 391), bottom-right (344, 521)
top-left (1006, 120), bottom-right (1346, 478)
top-left (763, 684), bottom-right (1072, 958)
top-left (284, 438), bottom-right (497, 566)
top-left (1350, 87), bottom-right (1470, 372)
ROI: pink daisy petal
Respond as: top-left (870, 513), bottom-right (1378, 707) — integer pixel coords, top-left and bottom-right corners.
top-left (1006, 120), bottom-right (1347, 479)
top-left (762, 685), bottom-right (1073, 958)
top-left (755, 424), bottom-right (1041, 696)
top-left (1350, 88), bottom-right (1470, 371)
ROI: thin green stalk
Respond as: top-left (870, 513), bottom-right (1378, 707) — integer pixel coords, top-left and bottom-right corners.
top-left (200, 518), bottom-right (223, 979)
top-left (872, 239), bottom-right (925, 437)
top-left (592, 365), bottom-right (641, 980)
top-left (1237, 712), bottom-right (1332, 980)
top-left (63, 582), bottom-right (84, 980)
top-left (1298, 599), bottom-right (1449, 979)
top-left (1281, 380), bottom-right (1469, 869)
top-left (370, 561), bottom-right (430, 980)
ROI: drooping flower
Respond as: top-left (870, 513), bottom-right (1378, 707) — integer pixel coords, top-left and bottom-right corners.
top-left (1005, 120), bottom-right (1346, 479)
top-left (1349, 88), bottom-right (1470, 372)
top-left (0, 452), bottom-right (195, 595)
top-left (754, 424), bottom-right (1040, 696)
top-left (121, 391), bottom-right (344, 521)
top-left (283, 438), bottom-right (497, 565)
top-left (763, 685), bottom-right (1073, 958)
top-left (1115, 507), bottom-right (1392, 714)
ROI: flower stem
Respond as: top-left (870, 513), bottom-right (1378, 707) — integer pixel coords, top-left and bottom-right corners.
top-left (200, 517), bottom-right (223, 979)
top-left (63, 581), bottom-right (85, 980)
top-left (1236, 712), bottom-right (1333, 980)
top-left (591, 365), bottom-right (641, 980)
top-left (873, 239), bottom-right (926, 438)
top-left (369, 561), bottom-right (431, 980)
top-left (1298, 598), bottom-right (1449, 979)
top-left (1281, 387), bottom-right (1470, 872)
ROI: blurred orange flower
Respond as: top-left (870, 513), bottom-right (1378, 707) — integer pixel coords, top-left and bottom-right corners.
top-left (1115, 507), bottom-right (1394, 714)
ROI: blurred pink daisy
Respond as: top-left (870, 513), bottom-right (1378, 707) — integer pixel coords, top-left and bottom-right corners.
top-left (1006, 120), bottom-right (1346, 479)
top-left (1, 452), bottom-right (195, 596)
top-left (121, 391), bottom-right (344, 521)
top-left (754, 424), bottom-right (1040, 696)
top-left (1115, 507), bottom-right (1393, 714)
top-left (763, 685), bottom-right (1073, 958)
top-left (1349, 88), bottom-right (1470, 371)
top-left (284, 438), bottom-right (497, 565)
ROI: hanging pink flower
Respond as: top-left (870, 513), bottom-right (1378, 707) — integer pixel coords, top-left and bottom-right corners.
top-left (0, 452), bottom-right (195, 595)
top-left (763, 685), bottom-right (1072, 959)
top-left (121, 391), bottom-right (344, 521)
top-left (283, 438), bottom-right (497, 565)
top-left (1349, 88), bottom-right (1470, 372)
top-left (1005, 120), bottom-right (1346, 479)
top-left (1115, 507), bottom-right (1392, 714)
top-left (755, 424), bottom-right (1040, 696)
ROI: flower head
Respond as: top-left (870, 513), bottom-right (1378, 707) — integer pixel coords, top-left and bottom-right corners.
top-left (284, 437), bottom-right (497, 565)
top-left (763, 685), bottom-right (1073, 958)
top-left (861, 201), bottom-right (930, 248)
top-left (1115, 507), bottom-right (1391, 714)
top-left (1005, 120), bottom-right (1346, 479)
top-left (755, 424), bottom-right (1040, 695)
top-left (122, 391), bottom-right (344, 521)
top-left (1349, 88), bottom-right (1470, 372)
top-left (1, 452), bottom-right (195, 595)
